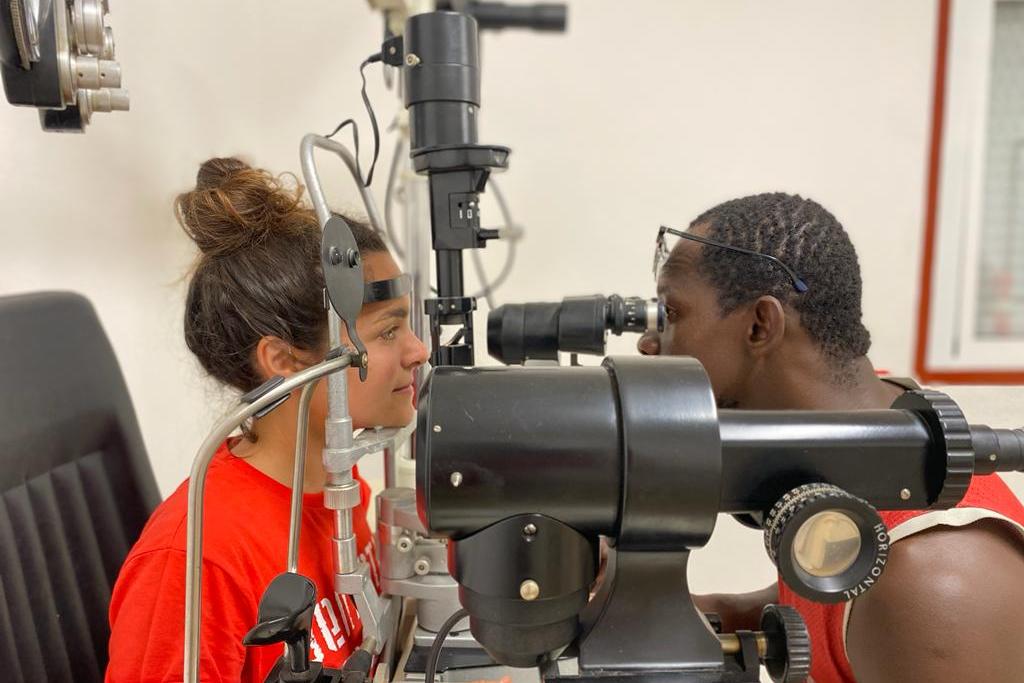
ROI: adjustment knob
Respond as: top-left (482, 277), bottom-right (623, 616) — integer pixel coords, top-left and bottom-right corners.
top-left (764, 483), bottom-right (890, 603)
top-left (891, 390), bottom-right (973, 508)
top-left (760, 604), bottom-right (811, 683)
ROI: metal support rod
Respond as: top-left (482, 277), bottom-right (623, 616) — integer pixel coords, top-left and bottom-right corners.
top-left (300, 133), bottom-right (386, 234)
top-left (334, 508), bottom-right (355, 539)
top-left (324, 302), bottom-right (360, 581)
top-left (325, 316), bottom-right (355, 452)
top-left (183, 353), bottom-right (353, 683)
top-left (302, 126), bottom-right (401, 657)
top-left (287, 380), bottom-right (321, 575)
top-left (435, 250), bottom-right (465, 299)
top-left (384, 445), bottom-right (397, 490)
top-left (718, 632), bottom-right (768, 657)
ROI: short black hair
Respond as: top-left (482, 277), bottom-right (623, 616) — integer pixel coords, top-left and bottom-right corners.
top-left (681, 192), bottom-right (871, 367)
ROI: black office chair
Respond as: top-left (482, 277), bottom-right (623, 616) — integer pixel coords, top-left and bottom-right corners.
top-left (0, 291), bottom-right (160, 682)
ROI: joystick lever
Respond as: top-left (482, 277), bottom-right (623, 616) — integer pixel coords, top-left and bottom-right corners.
top-left (243, 573), bottom-right (322, 683)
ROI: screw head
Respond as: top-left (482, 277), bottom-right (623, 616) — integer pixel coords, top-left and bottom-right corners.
top-left (414, 558), bottom-right (430, 575)
top-left (433, 424), bottom-right (442, 433)
top-left (520, 579), bottom-right (540, 601)
top-left (346, 248), bottom-right (360, 267)
top-left (989, 453), bottom-right (998, 462)
top-left (523, 523), bottom-right (537, 537)
top-left (900, 488), bottom-right (912, 500)
top-left (329, 246), bottom-right (343, 265)
top-left (405, 53), bottom-right (420, 66)
top-left (450, 471), bottom-right (463, 488)
top-left (396, 536), bottom-right (414, 553)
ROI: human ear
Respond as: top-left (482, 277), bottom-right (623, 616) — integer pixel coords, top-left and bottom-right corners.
top-left (252, 336), bottom-right (306, 380)
top-left (747, 296), bottom-right (786, 356)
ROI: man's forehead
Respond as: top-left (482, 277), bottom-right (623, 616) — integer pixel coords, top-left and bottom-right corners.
top-left (657, 239), bottom-right (702, 295)
top-left (657, 270), bottom-right (689, 298)
top-left (670, 237), bottom-right (703, 265)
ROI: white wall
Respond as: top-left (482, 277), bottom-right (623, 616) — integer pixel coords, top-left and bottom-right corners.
top-left (2, 0), bottom-right (1021, 598)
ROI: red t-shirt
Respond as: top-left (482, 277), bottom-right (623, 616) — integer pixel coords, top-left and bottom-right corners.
top-left (778, 474), bottom-right (1024, 683)
top-left (106, 441), bottom-right (377, 683)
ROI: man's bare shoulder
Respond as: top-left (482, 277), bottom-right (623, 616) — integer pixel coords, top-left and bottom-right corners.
top-left (845, 519), bottom-right (1024, 683)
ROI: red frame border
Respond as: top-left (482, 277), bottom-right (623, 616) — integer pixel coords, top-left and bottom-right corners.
top-left (913, 0), bottom-right (1024, 384)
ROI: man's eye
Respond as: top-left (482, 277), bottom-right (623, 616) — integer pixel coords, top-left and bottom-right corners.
top-left (665, 306), bottom-right (681, 323)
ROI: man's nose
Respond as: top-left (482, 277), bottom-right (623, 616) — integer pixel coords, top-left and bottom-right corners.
top-left (637, 331), bottom-right (660, 356)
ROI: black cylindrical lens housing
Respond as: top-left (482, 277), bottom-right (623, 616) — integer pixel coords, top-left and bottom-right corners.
top-left (417, 364), bottom-right (623, 538)
top-left (487, 301), bottom-right (561, 365)
top-left (613, 295), bottom-right (662, 334)
top-left (404, 12), bottom-right (481, 152)
top-left (487, 296), bottom-right (605, 364)
top-left (487, 295), bottom-right (662, 365)
top-left (971, 426), bottom-right (1024, 474)
top-left (718, 410), bottom-right (936, 511)
top-left (554, 296), bottom-right (608, 357)
top-left (417, 362), bottom-right (985, 538)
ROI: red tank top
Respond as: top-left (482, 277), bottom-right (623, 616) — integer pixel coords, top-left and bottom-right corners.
top-left (777, 473), bottom-right (1024, 682)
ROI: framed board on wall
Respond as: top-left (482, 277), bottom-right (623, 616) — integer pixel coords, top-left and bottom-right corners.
top-left (916, 0), bottom-right (1024, 383)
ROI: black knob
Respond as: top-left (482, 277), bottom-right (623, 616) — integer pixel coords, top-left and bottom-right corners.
top-left (764, 483), bottom-right (890, 603)
top-left (243, 572), bottom-right (321, 683)
top-left (891, 389), bottom-right (973, 507)
top-left (761, 604), bottom-right (811, 683)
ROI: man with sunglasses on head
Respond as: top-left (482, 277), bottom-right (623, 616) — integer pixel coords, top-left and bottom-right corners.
top-left (638, 193), bottom-right (1024, 683)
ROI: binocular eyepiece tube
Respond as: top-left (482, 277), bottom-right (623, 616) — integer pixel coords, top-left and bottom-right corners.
top-left (487, 294), bottom-right (664, 365)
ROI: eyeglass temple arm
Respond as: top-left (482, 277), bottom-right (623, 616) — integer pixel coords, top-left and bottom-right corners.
top-left (658, 226), bottom-right (808, 293)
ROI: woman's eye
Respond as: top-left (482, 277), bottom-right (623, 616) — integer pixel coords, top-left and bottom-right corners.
top-left (379, 327), bottom-right (398, 342)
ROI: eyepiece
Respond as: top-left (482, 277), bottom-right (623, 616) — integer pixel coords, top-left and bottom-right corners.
top-left (487, 295), bottom-right (664, 365)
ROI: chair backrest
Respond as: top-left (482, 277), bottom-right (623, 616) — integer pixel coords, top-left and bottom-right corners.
top-left (0, 291), bottom-right (160, 683)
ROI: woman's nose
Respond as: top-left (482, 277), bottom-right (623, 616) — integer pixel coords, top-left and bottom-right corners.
top-left (405, 333), bottom-right (429, 368)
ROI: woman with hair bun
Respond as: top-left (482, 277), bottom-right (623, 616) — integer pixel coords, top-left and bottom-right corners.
top-left (106, 157), bottom-right (428, 683)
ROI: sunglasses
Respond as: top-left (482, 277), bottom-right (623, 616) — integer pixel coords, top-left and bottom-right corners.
top-left (653, 226), bottom-right (809, 294)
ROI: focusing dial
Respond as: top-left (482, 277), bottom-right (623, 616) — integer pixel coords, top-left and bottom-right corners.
top-left (764, 483), bottom-right (890, 603)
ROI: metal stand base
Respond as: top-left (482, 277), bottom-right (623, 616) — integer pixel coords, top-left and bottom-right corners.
top-left (557, 549), bottom-right (761, 683)
top-left (404, 643), bottom-right (496, 675)
top-left (543, 657), bottom-right (761, 683)
top-left (405, 625), bottom-right (496, 675)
